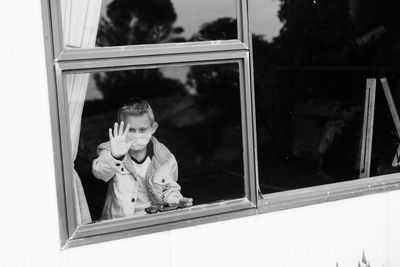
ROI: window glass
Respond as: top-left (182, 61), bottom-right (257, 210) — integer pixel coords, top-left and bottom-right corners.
top-left (250, 0), bottom-right (400, 67)
top-left (60, 0), bottom-right (238, 49)
top-left (250, 0), bottom-right (400, 194)
top-left (255, 69), bottom-right (366, 193)
top-left (68, 63), bottom-right (244, 222)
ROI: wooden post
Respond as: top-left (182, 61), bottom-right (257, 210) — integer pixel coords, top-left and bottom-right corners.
top-left (381, 78), bottom-right (400, 137)
top-left (359, 78), bottom-right (376, 178)
top-left (380, 78), bottom-right (400, 167)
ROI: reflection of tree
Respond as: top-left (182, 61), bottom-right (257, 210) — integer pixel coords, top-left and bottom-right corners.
top-left (96, 0), bottom-right (185, 46)
top-left (273, 0), bottom-right (400, 66)
top-left (187, 18), bottom-right (239, 113)
top-left (185, 18), bottom-right (241, 164)
top-left (191, 17), bottom-right (237, 41)
top-left (185, 63), bottom-right (241, 165)
top-left (94, 0), bottom-right (186, 108)
top-left (255, 0), bottom-right (400, 124)
top-left (275, 0), bottom-right (354, 66)
top-left (252, 0), bottom-right (365, 157)
top-left (187, 64), bottom-right (240, 111)
top-left (254, 0), bottom-right (400, 182)
top-left (94, 69), bottom-right (186, 109)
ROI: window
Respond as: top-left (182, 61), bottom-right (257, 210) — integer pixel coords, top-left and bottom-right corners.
top-left (42, 0), bottom-right (400, 249)
top-left (249, 0), bottom-right (400, 211)
top-left (42, 0), bottom-right (256, 248)
top-left (94, 0), bottom-right (238, 46)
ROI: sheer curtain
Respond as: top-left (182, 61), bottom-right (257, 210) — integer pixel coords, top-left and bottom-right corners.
top-left (61, 0), bottom-right (102, 224)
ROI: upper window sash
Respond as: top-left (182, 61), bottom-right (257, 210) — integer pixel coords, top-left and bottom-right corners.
top-left (49, 0), bottom-right (250, 61)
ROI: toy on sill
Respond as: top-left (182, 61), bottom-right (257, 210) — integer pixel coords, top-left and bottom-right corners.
top-left (145, 199), bottom-right (193, 214)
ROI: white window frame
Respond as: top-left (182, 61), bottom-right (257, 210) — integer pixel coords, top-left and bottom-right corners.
top-left (42, 0), bottom-right (258, 248)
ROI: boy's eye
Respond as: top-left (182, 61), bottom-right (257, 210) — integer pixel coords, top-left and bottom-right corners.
top-left (128, 128), bottom-right (149, 133)
top-left (139, 128), bottom-right (149, 133)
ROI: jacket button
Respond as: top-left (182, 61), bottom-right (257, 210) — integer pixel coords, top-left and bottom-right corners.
top-left (131, 198), bottom-right (135, 203)
top-left (161, 178), bottom-right (165, 183)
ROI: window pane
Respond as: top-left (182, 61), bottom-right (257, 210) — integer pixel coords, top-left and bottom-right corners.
top-left (60, 0), bottom-right (238, 49)
top-left (249, 0), bottom-right (400, 68)
top-left (254, 69), bottom-right (365, 193)
top-left (250, 0), bottom-right (400, 194)
top-left (67, 63), bottom-right (244, 222)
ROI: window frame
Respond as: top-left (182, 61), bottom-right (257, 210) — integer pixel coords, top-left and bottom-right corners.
top-left (57, 55), bottom-right (258, 241)
top-left (50, 0), bottom-right (250, 60)
top-left (42, 0), bottom-right (258, 249)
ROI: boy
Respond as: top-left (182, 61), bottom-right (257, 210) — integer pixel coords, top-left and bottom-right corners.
top-left (92, 98), bottom-right (192, 220)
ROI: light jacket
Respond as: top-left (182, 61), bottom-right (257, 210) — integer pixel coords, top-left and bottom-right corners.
top-left (92, 137), bottom-right (182, 220)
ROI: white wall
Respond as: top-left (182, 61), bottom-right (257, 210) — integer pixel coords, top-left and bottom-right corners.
top-left (1, 1), bottom-right (400, 266)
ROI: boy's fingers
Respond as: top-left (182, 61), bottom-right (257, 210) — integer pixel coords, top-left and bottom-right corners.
top-left (123, 123), bottom-right (130, 136)
top-left (109, 128), bottom-right (113, 140)
top-left (119, 121), bottom-right (124, 135)
top-left (113, 122), bottom-right (118, 137)
top-left (181, 197), bottom-right (193, 203)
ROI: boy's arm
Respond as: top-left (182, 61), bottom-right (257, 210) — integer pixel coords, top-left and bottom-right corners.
top-left (163, 178), bottom-right (193, 206)
top-left (92, 146), bottom-right (124, 182)
top-left (153, 155), bottom-right (183, 204)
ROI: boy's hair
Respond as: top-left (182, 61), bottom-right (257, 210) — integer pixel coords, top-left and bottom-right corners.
top-left (117, 97), bottom-right (155, 123)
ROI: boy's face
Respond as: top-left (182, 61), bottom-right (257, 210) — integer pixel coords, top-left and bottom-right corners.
top-left (121, 113), bottom-right (158, 150)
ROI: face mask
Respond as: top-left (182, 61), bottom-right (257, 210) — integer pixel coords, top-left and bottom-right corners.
top-left (130, 132), bottom-right (152, 151)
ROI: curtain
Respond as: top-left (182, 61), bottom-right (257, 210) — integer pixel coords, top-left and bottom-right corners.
top-left (61, 0), bottom-right (103, 224)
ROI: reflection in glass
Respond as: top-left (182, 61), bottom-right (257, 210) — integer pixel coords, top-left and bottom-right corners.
top-left (60, 0), bottom-right (238, 49)
top-left (96, 0), bottom-right (237, 46)
top-left (255, 70), bottom-right (365, 193)
top-left (70, 63), bottom-right (244, 221)
top-left (250, 0), bottom-right (400, 67)
top-left (250, 0), bottom-right (400, 194)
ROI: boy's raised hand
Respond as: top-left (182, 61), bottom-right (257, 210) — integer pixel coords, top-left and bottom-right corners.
top-left (109, 121), bottom-right (133, 158)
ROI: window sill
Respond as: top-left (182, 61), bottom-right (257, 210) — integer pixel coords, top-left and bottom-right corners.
top-left (63, 198), bottom-right (256, 249)
top-left (258, 172), bottom-right (400, 214)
